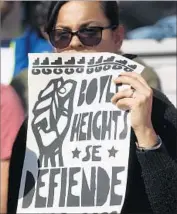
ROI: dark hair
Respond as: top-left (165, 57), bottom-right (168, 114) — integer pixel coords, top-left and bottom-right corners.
top-left (45, 1), bottom-right (119, 34)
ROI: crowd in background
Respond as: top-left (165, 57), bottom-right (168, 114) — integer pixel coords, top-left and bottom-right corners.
top-left (1, 1), bottom-right (177, 46)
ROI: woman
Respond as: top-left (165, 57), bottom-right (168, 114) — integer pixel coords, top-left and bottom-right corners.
top-left (8, 1), bottom-right (177, 214)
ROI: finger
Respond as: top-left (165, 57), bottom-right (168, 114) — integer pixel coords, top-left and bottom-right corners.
top-left (115, 98), bottom-right (134, 111)
top-left (111, 89), bottom-right (134, 104)
top-left (113, 75), bottom-right (147, 93)
top-left (116, 72), bottom-right (149, 89)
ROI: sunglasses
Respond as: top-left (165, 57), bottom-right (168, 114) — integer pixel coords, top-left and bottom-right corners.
top-left (49, 25), bottom-right (117, 49)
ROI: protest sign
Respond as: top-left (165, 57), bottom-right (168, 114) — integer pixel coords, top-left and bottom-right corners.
top-left (17, 52), bottom-right (144, 214)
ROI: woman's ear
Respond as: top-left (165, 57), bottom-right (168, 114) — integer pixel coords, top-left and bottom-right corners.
top-left (113, 25), bottom-right (124, 51)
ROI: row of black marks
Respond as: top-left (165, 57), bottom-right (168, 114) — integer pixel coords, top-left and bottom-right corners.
top-left (33, 56), bottom-right (137, 70)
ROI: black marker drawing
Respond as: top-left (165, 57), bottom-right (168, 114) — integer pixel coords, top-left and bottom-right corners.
top-left (76, 67), bottom-right (84, 73)
top-left (119, 110), bottom-right (129, 139)
top-left (41, 57), bottom-right (49, 65)
top-left (32, 68), bottom-right (41, 75)
top-left (104, 56), bottom-right (115, 62)
top-left (65, 57), bottom-right (75, 65)
top-left (86, 67), bottom-right (94, 74)
top-left (32, 55), bottom-right (138, 76)
top-left (88, 57), bottom-right (95, 65)
top-left (128, 64), bottom-right (137, 70)
top-left (96, 56), bottom-right (103, 64)
top-left (108, 146), bottom-right (118, 158)
top-left (123, 67), bottom-right (133, 72)
top-left (32, 77), bottom-right (77, 167)
top-left (51, 57), bottom-right (63, 65)
top-left (77, 57), bottom-right (85, 64)
top-left (72, 148), bottom-right (81, 159)
top-left (112, 64), bottom-right (124, 70)
top-left (33, 58), bottom-right (40, 66)
top-left (115, 60), bottom-right (127, 65)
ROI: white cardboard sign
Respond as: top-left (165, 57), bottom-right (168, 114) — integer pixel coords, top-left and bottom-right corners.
top-left (17, 52), bottom-right (144, 214)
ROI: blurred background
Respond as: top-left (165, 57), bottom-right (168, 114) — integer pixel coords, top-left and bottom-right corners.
top-left (1, 1), bottom-right (176, 106)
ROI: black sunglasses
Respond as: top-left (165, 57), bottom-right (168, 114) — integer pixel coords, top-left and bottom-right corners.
top-left (49, 25), bottom-right (117, 49)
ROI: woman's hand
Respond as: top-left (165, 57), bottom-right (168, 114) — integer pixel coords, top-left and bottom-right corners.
top-left (111, 72), bottom-right (157, 148)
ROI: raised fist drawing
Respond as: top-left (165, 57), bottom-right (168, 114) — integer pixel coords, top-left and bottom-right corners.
top-left (32, 77), bottom-right (77, 167)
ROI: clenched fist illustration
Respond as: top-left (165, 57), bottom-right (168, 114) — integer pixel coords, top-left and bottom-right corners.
top-left (32, 77), bottom-right (77, 167)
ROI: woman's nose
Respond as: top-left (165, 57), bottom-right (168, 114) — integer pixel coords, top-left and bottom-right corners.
top-left (69, 34), bottom-right (84, 50)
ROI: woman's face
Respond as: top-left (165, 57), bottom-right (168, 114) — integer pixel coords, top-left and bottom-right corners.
top-left (54, 1), bottom-right (124, 53)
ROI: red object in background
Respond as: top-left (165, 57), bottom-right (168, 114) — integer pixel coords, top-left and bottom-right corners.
top-left (0, 84), bottom-right (25, 160)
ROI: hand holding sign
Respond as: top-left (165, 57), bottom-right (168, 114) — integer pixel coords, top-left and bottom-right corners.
top-left (112, 71), bottom-right (157, 148)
